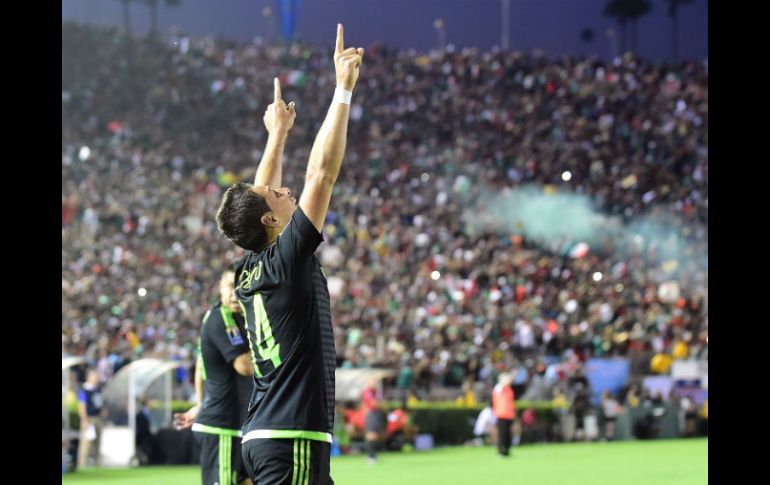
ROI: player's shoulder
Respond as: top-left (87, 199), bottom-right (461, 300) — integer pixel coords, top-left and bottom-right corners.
top-left (202, 301), bottom-right (223, 327)
top-left (234, 251), bottom-right (254, 274)
top-left (237, 244), bottom-right (290, 292)
top-left (286, 205), bottom-right (324, 243)
top-left (236, 248), bottom-right (276, 273)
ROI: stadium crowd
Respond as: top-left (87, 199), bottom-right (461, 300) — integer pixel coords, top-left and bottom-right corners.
top-left (62, 23), bottom-right (707, 402)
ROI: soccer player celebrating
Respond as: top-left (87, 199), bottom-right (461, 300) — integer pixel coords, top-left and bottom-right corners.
top-left (216, 23), bottom-right (363, 485)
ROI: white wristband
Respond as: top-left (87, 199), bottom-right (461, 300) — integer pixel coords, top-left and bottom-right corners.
top-left (333, 87), bottom-right (352, 105)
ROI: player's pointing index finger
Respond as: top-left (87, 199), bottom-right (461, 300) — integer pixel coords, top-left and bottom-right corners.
top-left (274, 77), bottom-right (281, 102)
top-left (336, 23), bottom-right (344, 54)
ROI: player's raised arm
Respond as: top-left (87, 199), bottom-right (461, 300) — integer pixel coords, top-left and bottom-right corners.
top-left (254, 77), bottom-right (296, 188)
top-left (299, 23), bottom-right (364, 232)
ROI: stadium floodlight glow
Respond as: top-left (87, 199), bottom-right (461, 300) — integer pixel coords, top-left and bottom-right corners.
top-left (593, 272), bottom-right (603, 282)
top-left (138, 288), bottom-right (147, 297)
top-left (431, 271), bottom-right (441, 281)
top-left (562, 171), bottom-right (572, 181)
top-left (79, 146), bottom-right (91, 161)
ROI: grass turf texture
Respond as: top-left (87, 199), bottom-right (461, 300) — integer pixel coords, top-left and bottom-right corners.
top-left (63, 438), bottom-right (706, 485)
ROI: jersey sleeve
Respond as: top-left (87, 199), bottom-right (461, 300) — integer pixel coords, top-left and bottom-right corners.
top-left (204, 308), bottom-right (249, 365)
top-left (274, 206), bottom-right (324, 270)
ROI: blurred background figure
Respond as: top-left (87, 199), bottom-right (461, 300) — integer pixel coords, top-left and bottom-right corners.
top-left (77, 369), bottom-right (105, 467)
top-left (135, 398), bottom-right (159, 464)
top-left (601, 391), bottom-right (621, 441)
top-left (473, 403), bottom-right (496, 446)
top-left (492, 373), bottom-right (515, 457)
top-left (362, 377), bottom-right (385, 464)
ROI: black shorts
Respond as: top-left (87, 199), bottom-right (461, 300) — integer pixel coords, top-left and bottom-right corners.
top-left (364, 410), bottom-right (385, 433)
top-left (193, 431), bottom-right (247, 485)
top-left (242, 438), bottom-right (334, 485)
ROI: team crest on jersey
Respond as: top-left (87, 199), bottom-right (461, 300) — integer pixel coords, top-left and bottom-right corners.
top-left (227, 327), bottom-right (244, 346)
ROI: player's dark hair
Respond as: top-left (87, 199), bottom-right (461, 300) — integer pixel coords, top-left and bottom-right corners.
top-left (217, 183), bottom-right (270, 252)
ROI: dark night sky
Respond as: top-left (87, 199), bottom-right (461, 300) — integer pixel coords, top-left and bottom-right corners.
top-left (62, 0), bottom-right (708, 60)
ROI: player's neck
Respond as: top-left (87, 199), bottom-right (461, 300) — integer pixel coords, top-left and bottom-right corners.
top-left (266, 227), bottom-right (281, 246)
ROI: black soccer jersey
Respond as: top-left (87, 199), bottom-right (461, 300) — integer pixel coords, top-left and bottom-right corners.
top-left (196, 302), bottom-right (254, 430)
top-left (235, 207), bottom-right (336, 441)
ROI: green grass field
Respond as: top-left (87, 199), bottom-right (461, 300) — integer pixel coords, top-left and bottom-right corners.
top-left (63, 438), bottom-right (707, 485)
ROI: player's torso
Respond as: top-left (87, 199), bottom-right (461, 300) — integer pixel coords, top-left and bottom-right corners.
top-left (236, 250), bottom-right (336, 433)
top-left (197, 307), bottom-right (251, 428)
